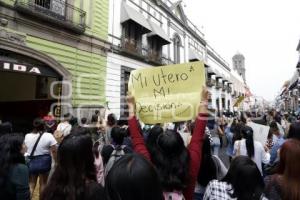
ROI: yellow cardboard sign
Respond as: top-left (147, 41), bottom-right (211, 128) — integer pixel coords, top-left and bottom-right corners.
top-left (128, 61), bottom-right (206, 124)
top-left (233, 96), bottom-right (245, 107)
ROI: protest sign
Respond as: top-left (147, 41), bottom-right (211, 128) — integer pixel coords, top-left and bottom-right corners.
top-left (233, 96), bottom-right (245, 107)
top-left (248, 122), bottom-right (270, 146)
top-left (128, 61), bottom-right (206, 124)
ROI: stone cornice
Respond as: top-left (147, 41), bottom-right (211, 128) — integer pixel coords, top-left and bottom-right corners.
top-left (207, 49), bottom-right (231, 72)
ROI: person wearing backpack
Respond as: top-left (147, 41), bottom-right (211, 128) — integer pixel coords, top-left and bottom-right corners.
top-left (101, 127), bottom-right (132, 176)
top-left (127, 88), bottom-right (209, 200)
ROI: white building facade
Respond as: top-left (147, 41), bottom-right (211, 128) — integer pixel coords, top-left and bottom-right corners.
top-left (106, 0), bottom-right (246, 118)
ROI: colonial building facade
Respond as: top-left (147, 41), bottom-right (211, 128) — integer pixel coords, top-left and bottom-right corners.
top-left (0, 0), bottom-right (247, 131)
top-left (0, 0), bottom-right (109, 132)
top-left (276, 39), bottom-right (300, 112)
top-left (106, 0), bottom-right (246, 118)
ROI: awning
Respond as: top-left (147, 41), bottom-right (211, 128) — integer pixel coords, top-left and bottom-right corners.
top-left (189, 48), bottom-right (202, 61)
top-left (289, 79), bottom-right (298, 90)
top-left (215, 72), bottom-right (223, 79)
top-left (288, 72), bottom-right (299, 90)
top-left (121, 3), bottom-right (151, 34)
top-left (147, 21), bottom-right (171, 45)
top-left (207, 67), bottom-right (215, 75)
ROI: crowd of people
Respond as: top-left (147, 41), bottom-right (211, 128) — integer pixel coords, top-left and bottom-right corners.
top-left (0, 89), bottom-right (300, 200)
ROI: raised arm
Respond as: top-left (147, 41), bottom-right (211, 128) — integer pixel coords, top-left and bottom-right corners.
top-left (127, 95), bottom-right (151, 161)
top-left (183, 88), bottom-right (209, 200)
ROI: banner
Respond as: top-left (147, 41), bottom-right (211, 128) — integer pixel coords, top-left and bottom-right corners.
top-left (247, 122), bottom-right (270, 146)
top-left (233, 96), bottom-right (245, 107)
top-left (128, 61), bottom-right (206, 124)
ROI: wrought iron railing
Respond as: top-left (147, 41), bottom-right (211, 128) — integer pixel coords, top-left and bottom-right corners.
top-left (120, 37), bottom-right (143, 57)
top-left (215, 82), bottom-right (222, 89)
top-left (15, 0), bottom-right (86, 33)
top-left (206, 79), bottom-right (216, 87)
top-left (148, 50), bottom-right (163, 64)
top-left (222, 85), bottom-right (227, 92)
top-left (120, 37), bottom-right (171, 65)
top-left (228, 87), bottom-right (232, 94)
top-left (161, 56), bottom-right (173, 65)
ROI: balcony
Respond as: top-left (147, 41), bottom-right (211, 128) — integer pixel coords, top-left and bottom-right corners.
top-left (215, 82), bottom-right (222, 89)
top-left (161, 56), bottom-right (173, 65)
top-left (232, 91), bottom-right (237, 97)
top-left (15, 0), bottom-right (86, 34)
top-left (120, 38), bottom-right (143, 58)
top-left (148, 50), bottom-right (163, 65)
top-left (222, 85), bottom-right (227, 92)
top-left (206, 79), bottom-right (216, 87)
top-left (228, 87), bottom-right (232, 94)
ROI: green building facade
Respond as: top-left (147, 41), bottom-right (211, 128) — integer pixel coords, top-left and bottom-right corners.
top-left (0, 0), bottom-right (109, 132)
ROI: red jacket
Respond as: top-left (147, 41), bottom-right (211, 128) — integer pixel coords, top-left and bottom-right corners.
top-left (128, 113), bottom-right (208, 200)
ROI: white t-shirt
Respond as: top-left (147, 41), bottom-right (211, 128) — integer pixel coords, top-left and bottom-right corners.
top-left (56, 122), bottom-right (72, 137)
top-left (233, 139), bottom-right (270, 174)
top-left (25, 132), bottom-right (57, 156)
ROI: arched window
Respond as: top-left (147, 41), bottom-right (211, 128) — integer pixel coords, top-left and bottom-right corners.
top-left (173, 34), bottom-right (181, 63)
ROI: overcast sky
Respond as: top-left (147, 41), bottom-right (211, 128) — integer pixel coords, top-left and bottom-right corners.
top-left (182, 0), bottom-right (300, 101)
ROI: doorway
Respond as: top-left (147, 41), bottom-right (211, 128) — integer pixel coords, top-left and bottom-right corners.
top-left (0, 71), bottom-right (60, 133)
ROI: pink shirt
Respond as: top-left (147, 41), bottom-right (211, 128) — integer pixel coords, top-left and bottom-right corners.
top-left (94, 156), bottom-right (105, 186)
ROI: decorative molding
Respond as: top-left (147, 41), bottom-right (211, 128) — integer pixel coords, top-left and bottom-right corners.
top-left (0, 28), bottom-right (26, 46)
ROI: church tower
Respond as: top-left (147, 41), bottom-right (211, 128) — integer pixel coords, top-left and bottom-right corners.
top-left (232, 53), bottom-right (246, 82)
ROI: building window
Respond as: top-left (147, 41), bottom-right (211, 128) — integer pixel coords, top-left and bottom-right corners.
top-left (173, 34), bottom-right (181, 64)
top-left (222, 98), bottom-right (225, 110)
top-left (216, 98), bottom-right (220, 113)
top-left (148, 38), bottom-right (162, 62)
top-left (228, 100), bottom-right (231, 111)
top-left (120, 66), bottom-right (133, 119)
top-left (35, 0), bottom-right (50, 9)
top-left (35, 0), bottom-right (66, 16)
top-left (122, 21), bottom-right (143, 53)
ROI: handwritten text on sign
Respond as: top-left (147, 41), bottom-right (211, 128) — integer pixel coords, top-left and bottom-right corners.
top-left (128, 61), bottom-right (205, 124)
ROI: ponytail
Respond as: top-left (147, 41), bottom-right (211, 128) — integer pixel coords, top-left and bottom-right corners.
top-left (242, 126), bottom-right (254, 158)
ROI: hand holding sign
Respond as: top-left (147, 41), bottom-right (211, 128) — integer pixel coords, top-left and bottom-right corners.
top-left (199, 86), bottom-right (210, 114)
top-left (128, 61), bottom-right (206, 124)
top-left (126, 92), bottom-right (136, 119)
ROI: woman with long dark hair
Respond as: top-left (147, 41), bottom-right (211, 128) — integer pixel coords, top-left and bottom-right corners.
top-left (204, 156), bottom-right (267, 200)
top-left (41, 132), bottom-right (104, 200)
top-left (126, 88), bottom-right (209, 200)
top-left (233, 126), bottom-right (270, 174)
top-left (0, 134), bottom-right (30, 200)
top-left (194, 135), bottom-right (227, 200)
top-left (264, 139), bottom-right (300, 200)
top-left (105, 154), bottom-right (164, 200)
top-left (145, 125), bottom-right (163, 162)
